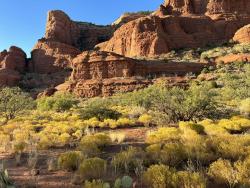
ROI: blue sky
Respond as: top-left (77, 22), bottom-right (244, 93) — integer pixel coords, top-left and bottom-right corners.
top-left (0, 0), bottom-right (162, 56)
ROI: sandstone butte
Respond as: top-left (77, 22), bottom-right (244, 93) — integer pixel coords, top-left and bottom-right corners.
top-left (0, 0), bottom-right (250, 97)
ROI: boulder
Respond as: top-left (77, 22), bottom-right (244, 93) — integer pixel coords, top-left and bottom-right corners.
top-left (31, 39), bottom-right (81, 73)
top-left (233, 24), bottom-right (250, 44)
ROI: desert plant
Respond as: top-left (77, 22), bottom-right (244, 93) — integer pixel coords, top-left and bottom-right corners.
top-left (172, 171), bottom-right (206, 188)
top-left (0, 87), bottom-right (34, 122)
top-left (84, 180), bottom-right (110, 188)
top-left (80, 133), bottom-right (111, 149)
top-left (111, 147), bottom-right (144, 174)
top-left (208, 159), bottom-right (238, 188)
top-left (109, 132), bottom-right (126, 144)
top-left (121, 176), bottom-right (133, 188)
top-left (143, 164), bottom-right (174, 188)
top-left (79, 158), bottom-right (107, 181)
top-left (58, 151), bottom-right (84, 171)
top-left (239, 98), bottom-right (250, 117)
top-left (0, 168), bottom-right (15, 188)
top-left (37, 92), bottom-right (78, 112)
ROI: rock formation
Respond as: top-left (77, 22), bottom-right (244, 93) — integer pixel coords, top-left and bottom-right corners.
top-left (233, 24), bottom-right (250, 43)
top-left (31, 39), bottom-right (81, 74)
top-left (157, 0), bottom-right (250, 15)
top-left (112, 13), bottom-right (146, 26)
top-left (97, 0), bottom-right (250, 58)
top-left (45, 10), bottom-right (113, 50)
top-left (55, 50), bottom-right (207, 97)
top-left (0, 46), bottom-right (27, 86)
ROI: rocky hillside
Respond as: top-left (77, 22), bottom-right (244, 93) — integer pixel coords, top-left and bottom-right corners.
top-left (0, 0), bottom-right (250, 98)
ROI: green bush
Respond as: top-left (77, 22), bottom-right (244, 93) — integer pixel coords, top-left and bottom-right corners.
top-left (0, 87), bottom-right (34, 121)
top-left (58, 151), bottom-right (84, 171)
top-left (79, 157), bottom-right (107, 181)
top-left (37, 93), bottom-right (78, 112)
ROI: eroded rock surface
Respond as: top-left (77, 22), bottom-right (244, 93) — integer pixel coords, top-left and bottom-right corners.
top-left (98, 0), bottom-right (250, 58)
top-left (31, 39), bottom-right (80, 74)
top-left (45, 10), bottom-right (113, 50)
top-left (233, 24), bottom-right (250, 44)
top-left (0, 46), bottom-right (27, 86)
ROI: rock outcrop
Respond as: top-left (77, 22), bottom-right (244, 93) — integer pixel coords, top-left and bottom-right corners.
top-left (98, 0), bottom-right (250, 58)
top-left (158, 0), bottom-right (250, 15)
top-left (56, 50), bottom-right (207, 97)
top-left (112, 13), bottom-right (146, 26)
top-left (233, 24), bottom-right (250, 44)
top-left (31, 39), bottom-right (81, 74)
top-left (0, 46), bottom-right (27, 86)
top-left (45, 10), bottom-right (113, 51)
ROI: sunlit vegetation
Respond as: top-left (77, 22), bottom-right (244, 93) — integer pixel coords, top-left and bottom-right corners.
top-left (0, 61), bottom-right (249, 187)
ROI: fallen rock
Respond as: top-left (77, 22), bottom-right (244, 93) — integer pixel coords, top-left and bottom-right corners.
top-left (233, 24), bottom-right (250, 44)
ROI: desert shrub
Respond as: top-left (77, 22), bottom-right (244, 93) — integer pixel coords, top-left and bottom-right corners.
top-left (84, 117), bottom-right (101, 128)
top-left (179, 121), bottom-right (204, 134)
top-left (172, 171), bottom-right (206, 188)
top-left (239, 98), bottom-right (250, 117)
top-left (84, 180), bottom-right (110, 188)
top-left (37, 93), bottom-right (78, 112)
top-left (116, 117), bottom-right (135, 127)
top-left (199, 119), bottom-right (229, 136)
top-left (146, 143), bottom-right (186, 166)
top-left (111, 147), bottom-right (144, 173)
top-left (181, 131), bottom-right (217, 164)
top-left (79, 142), bottom-right (100, 157)
top-left (79, 157), bottom-right (107, 181)
top-left (213, 135), bottom-right (249, 161)
top-left (58, 151), bottom-right (84, 171)
top-left (208, 159), bottom-right (238, 188)
top-left (150, 83), bottom-right (217, 123)
top-left (58, 133), bottom-right (71, 146)
top-left (109, 132), bottom-right (126, 144)
top-left (103, 118), bottom-right (118, 129)
top-left (0, 87), bottom-right (34, 121)
top-left (79, 98), bottom-right (121, 121)
top-left (143, 164), bottom-right (174, 188)
top-left (138, 114), bottom-right (153, 126)
top-left (80, 133), bottom-right (111, 149)
top-left (234, 157), bottom-right (250, 186)
top-left (146, 128), bottom-right (180, 144)
top-left (218, 64), bottom-right (250, 103)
